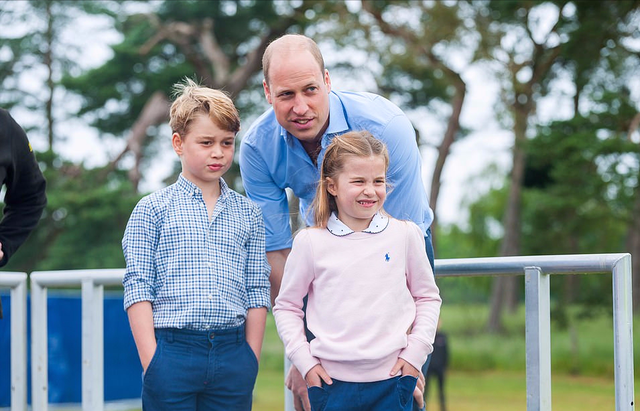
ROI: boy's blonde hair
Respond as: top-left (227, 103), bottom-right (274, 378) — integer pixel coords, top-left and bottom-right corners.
top-left (169, 78), bottom-right (240, 136)
top-left (311, 130), bottom-right (390, 228)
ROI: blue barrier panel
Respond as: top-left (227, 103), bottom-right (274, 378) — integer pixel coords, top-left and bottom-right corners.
top-left (0, 291), bottom-right (141, 406)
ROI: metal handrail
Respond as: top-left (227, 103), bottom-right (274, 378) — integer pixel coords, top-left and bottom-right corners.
top-left (284, 253), bottom-right (635, 411)
top-left (2, 253), bottom-right (634, 411)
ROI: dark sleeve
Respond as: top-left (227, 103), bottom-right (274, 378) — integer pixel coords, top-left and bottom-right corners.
top-left (0, 109), bottom-right (47, 267)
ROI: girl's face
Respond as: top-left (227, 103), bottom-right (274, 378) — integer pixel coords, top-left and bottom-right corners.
top-left (172, 113), bottom-right (236, 189)
top-left (326, 154), bottom-right (387, 232)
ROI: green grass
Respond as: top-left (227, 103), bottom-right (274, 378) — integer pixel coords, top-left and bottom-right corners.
top-left (252, 304), bottom-right (639, 410)
top-left (42, 304), bottom-right (637, 411)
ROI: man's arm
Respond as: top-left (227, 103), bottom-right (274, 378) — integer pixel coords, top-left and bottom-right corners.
top-left (267, 248), bottom-right (291, 307)
top-left (0, 109), bottom-right (47, 267)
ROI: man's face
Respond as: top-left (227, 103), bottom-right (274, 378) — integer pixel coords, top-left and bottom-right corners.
top-left (263, 50), bottom-right (331, 145)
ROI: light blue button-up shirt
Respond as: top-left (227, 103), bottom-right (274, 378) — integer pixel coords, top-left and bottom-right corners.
top-left (122, 175), bottom-right (271, 330)
top-left (239, 90), bottom-right (433, 252)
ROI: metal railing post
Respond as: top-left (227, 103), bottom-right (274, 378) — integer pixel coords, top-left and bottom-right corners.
top-left (82, 278), bottom-right (104, 411)
top-left (30, 276), bottom-right (48, 411)
top-left (0, 272), bottom-right (28, 411)
top-left (10, 274), bottom-right (27, 411)
top-left (524, 266), bottom-right (552, 411)
top-left (612, 254), bottom-right (635, 411)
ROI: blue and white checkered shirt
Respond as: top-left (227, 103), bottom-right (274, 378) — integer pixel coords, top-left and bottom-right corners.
top-left (122, 174), bottom-right (271, 330)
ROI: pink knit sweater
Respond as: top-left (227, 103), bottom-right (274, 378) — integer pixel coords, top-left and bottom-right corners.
top-left (273, 216), bottom-right (441, 382)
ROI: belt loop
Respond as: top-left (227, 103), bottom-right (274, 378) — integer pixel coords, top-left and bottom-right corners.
top-left (167, 329), bottom-right (174, 343)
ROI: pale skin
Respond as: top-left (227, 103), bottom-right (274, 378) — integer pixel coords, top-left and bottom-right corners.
top-left (127, 114), bottom-right (267, 372)
top-left (264, 36), bottom-right (425, 411)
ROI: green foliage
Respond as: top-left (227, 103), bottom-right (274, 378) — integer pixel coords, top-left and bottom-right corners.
top-left (3, 151), bottom-right (143, 272)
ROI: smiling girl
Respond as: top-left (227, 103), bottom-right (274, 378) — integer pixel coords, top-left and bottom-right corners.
top-left (273, 130), bottom-right (441, 411)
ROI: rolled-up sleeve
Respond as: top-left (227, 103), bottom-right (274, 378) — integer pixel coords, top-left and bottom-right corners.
top-left (245, 205), bottom-right (271, 310)
top-left (122, 198), bottom-right (159, 310)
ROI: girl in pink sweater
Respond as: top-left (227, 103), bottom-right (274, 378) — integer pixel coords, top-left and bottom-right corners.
top-left (273, 130), bottom-right (442, 411)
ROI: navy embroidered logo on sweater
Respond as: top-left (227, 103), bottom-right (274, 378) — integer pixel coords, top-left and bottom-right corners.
top-left (385, 253), bottom-right (390, 262)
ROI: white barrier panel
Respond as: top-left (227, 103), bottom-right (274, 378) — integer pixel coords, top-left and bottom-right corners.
top-left (30, 269), bottom-right (125, 411)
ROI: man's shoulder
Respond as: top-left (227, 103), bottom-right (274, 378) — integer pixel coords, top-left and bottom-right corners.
top-left (241, 108), bottom-right (279, 146)
top-left (333, 90), bottom-right (407, 136)
top-left (333, 90), bottom-right (403, 115)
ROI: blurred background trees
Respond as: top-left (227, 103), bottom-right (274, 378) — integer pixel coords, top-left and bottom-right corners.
top-left (1, 0), bottom-right (639, 331)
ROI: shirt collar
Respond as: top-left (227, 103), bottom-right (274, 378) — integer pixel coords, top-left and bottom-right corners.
top-left (326, 211), bottom-right (389, 236)
top-left (176, 174), bottom-right (229, 199)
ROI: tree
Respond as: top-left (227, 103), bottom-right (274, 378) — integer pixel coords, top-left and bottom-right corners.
top-left (473, 1), bottom-right (581, 332)
top-left (62, 0), bottom-right (319, 191)
top-left (355, 1), bottom-right (473, 252)
top-left (0, 0), bottom-right (145, 271)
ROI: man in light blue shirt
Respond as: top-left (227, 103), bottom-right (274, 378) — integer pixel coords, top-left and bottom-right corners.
top-left (239, 34), bottom-right (434, 411)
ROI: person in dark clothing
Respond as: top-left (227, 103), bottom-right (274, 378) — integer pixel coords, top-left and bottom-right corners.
top-left (425, 320), bottom-right (449, 411)
top-left (0, 108), bottom-right (47, 318)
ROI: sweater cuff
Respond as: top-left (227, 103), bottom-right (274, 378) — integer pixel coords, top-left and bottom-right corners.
top-left (288, 343), bottom-right (321, 379)
top-left (399, 337), bottom-right (432, 372)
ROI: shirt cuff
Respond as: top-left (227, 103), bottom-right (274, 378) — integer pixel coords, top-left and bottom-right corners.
top-left (399, 337), bottom-right (432, 372)
top-left (288, 343), bottom-right (320, 379)
top-left (123, 290), bottom-right (155, 311)
top-left (247, 291), bottom-right (272, 311)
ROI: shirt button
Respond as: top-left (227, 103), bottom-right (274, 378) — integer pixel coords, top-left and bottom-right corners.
top-left (208, 294), bottom-right (214, 300)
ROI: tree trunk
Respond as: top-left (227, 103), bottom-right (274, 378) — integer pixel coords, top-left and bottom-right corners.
top-left (487, 92), bottom-right (529, 332)
top-left (44, 0), bottom-right (55, 161)
top-left (429, 72), bottom-right (466, 253)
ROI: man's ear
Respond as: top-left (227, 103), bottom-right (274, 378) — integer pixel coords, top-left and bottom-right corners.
top-left (172, 133), bottom-right (183, 156)
top-left (324, 69), bottom-right (331, 94)
top-left (263, 80), bottom-right (273, 105)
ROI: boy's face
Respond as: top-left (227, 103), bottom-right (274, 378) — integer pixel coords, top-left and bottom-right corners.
top-left (172, 113), bottom-right (235, 189)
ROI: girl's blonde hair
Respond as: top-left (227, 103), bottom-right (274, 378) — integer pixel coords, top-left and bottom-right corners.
top-left (311, 130), bottom-right (389, 228)
top-left (169, 77), bottom-right (240, 136)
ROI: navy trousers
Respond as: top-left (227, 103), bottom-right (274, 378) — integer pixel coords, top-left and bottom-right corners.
top-left (308, 376), bottom-right (418, 411)
top-left (142, 325), bottom-right (258, 411)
